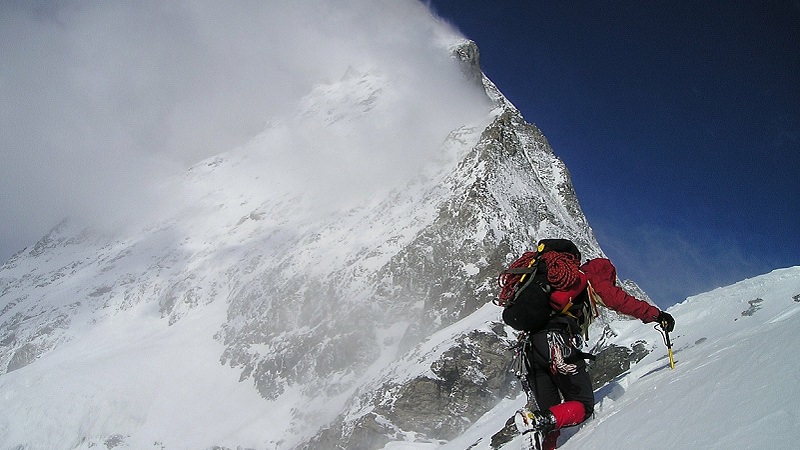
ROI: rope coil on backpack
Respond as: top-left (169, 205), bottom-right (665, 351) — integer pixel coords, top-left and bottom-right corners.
top-left (496, 251), bottom-right (538, 306)
top-left (539, 251), bottom-right (580, 291)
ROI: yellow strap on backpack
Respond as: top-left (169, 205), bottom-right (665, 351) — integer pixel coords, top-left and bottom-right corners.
top-left (560, 300), bottom-right (576, 318)
top-left (518, 257), bottom-right (538, 284)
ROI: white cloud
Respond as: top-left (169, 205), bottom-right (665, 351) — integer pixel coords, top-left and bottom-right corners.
top-left (0, 0), bottom-right (489, 260)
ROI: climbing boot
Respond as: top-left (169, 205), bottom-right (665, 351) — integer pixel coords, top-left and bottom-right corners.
top-left (514, 409), bottom-right (556, 435)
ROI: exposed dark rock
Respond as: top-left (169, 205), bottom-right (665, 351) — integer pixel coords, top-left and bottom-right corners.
top-left (452, 40), bottom-right (484, 89)
top-left (303, 327), bottom-right (519, 449)
top-left (6, 342), bottom-right (36, 372)
top-left (589, 345), bottom-right (633, 389)
top-left (490, 416), bottom-right (517, 450)
top-left (741, 298), bottom-right (764, 316)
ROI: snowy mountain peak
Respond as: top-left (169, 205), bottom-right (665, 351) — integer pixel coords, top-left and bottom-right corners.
top-left (4, 12), bottom-right (795, 450)
top-left (0, 32), bottom-right (602, 447)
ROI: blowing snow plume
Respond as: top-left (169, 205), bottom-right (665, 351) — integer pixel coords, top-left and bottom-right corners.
top-left (0, 2), bottom-right (499, 448)
top-left (0, 0), bottom-right (489, 261)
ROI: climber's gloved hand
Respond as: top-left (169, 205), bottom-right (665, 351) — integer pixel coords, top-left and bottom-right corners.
top-left (657, 310), bottom-right (675, 333)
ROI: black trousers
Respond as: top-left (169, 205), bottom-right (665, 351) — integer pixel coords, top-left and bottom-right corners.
top-left (525, 328), bottom-right (595, 420)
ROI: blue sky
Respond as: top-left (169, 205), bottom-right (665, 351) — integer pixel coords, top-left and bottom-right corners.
top-left (428, 0), bottom-right (800, 308)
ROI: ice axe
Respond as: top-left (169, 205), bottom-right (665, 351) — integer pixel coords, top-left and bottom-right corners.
top-left (657, 321), bottom-right (675, 369)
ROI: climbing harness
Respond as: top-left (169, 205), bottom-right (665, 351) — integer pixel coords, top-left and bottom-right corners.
top-left (547, 331), bottom-right (578, 375)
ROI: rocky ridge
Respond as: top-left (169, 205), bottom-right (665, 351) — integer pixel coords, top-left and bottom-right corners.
top-left (300, 42), bottom-right (652, 449)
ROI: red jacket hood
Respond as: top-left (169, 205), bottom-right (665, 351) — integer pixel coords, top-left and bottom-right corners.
top-left (580, 257), bottom-right (660, 323)
top-left (580, 258), bottom-right (616, 283)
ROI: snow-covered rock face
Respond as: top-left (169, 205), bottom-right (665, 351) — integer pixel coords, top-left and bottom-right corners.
top-left (0, 31), bottom-right (629, 450)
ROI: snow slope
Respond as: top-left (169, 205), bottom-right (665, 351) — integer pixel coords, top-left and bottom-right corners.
top-left (0, 301), bottom-right (277, 449)
top-left (438, 266), bottom-right (800, 450)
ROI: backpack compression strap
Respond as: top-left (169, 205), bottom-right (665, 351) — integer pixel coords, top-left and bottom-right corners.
top-left (496, 251), bottom-right (539, 306)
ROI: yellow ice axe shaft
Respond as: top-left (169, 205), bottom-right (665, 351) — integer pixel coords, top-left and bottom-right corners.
top-left (667, 346), bottom-right (675, 370)
top-left (662, 322), bottom-right (675, 370)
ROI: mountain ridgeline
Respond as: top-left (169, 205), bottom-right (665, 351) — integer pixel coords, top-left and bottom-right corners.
top-left (0, 41), bottom-right (652, 449)
top-left (300, 41), bottom-right (646, 450)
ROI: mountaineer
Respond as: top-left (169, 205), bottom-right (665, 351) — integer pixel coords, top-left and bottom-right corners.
top-left (497, 239), bottom-right (675, 449)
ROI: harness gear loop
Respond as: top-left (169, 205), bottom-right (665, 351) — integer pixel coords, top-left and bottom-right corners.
top-left (548, 331), bottom-right (578, 375)
top-left (511, 332), bottom-right (533, 399)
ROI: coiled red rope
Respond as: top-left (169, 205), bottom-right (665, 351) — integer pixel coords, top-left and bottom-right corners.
top-left (496, 251), bottom-right (537, 306)
top-left (539, 251), bottom-right (580, 291)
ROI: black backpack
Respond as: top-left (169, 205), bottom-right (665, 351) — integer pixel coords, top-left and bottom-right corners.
top-left (496, 239), bottom-right (585, 333)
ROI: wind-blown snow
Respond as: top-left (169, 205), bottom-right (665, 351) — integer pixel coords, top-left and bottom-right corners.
top-left (0, 7), bottom-right (496, 446)
top-left (0, 88), bottom-right (493, 450)
top-left (0, 0), bottom-right (487, 262)
top-left (435, 266), bottom-right (800, 450)
top-left (0, 301), bottom-right (277, 449)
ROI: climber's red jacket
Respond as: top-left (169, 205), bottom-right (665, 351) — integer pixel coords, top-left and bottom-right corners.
top-left (580, 258), bottom-right (660, 323)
